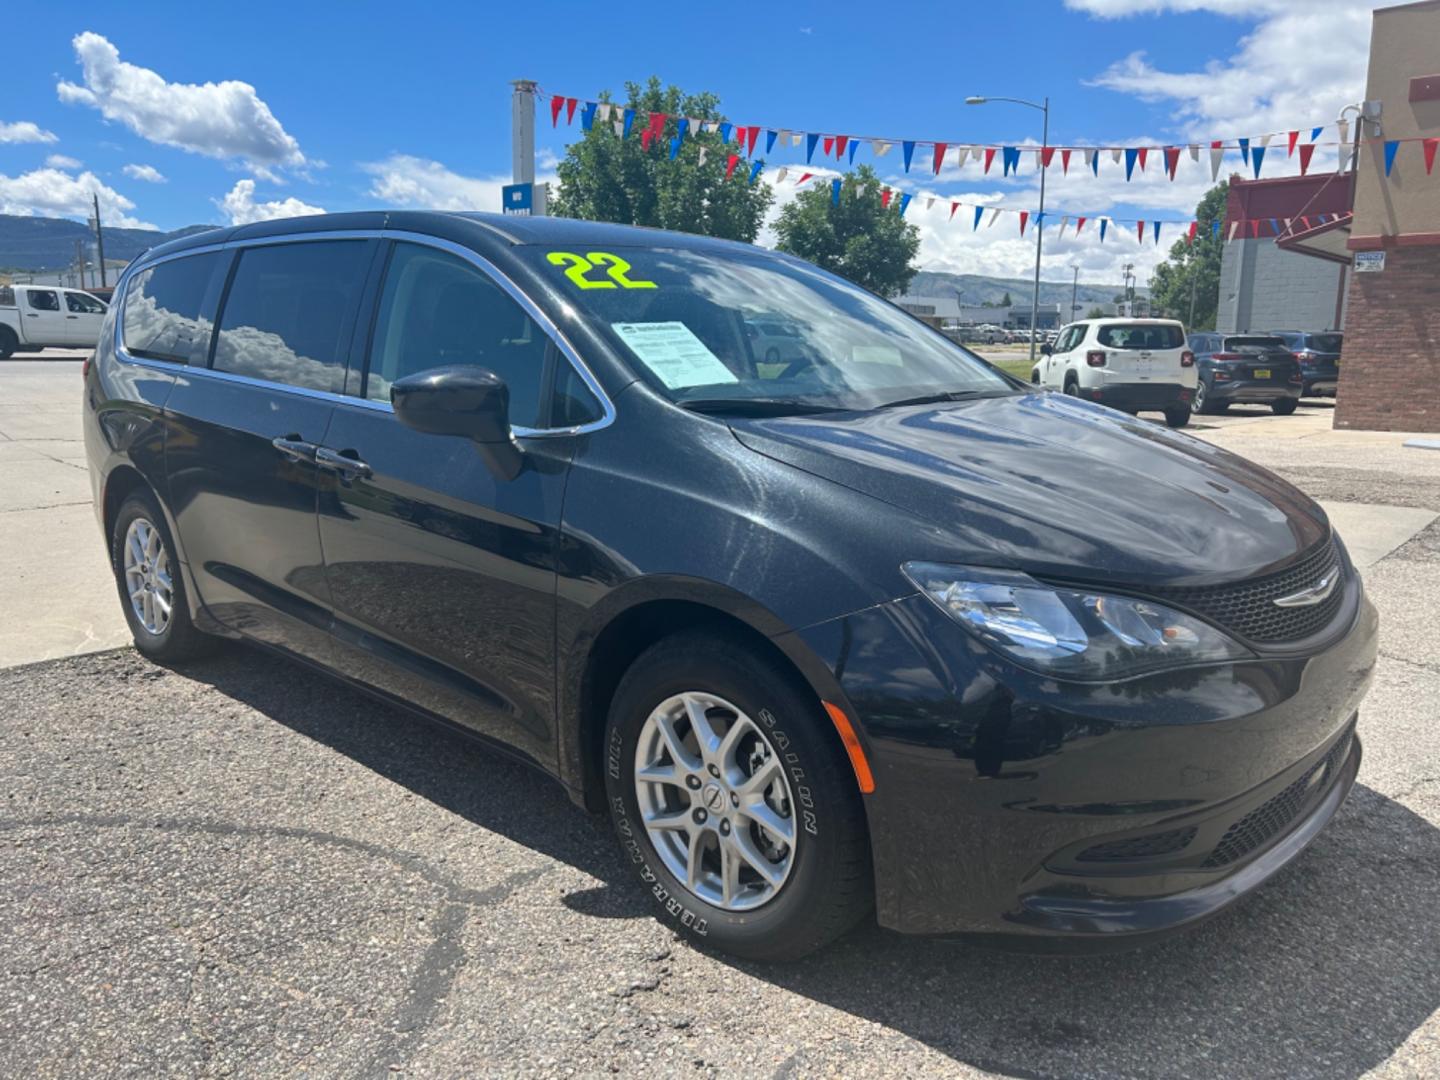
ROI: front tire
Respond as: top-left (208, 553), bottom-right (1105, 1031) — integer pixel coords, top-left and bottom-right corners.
top-left (603, 631), bottom-right (871, 961)
top-left (1193, 378), bottom-right (1226, 415)
top-left (110, 490), bottom-right (217, 662)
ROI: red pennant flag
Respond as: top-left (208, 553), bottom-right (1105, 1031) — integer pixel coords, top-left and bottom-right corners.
top-left (1300, 216), bottom-right (1311, 230)
top-left (880, 187), bottom-right (892, 208)
top-left (1163, 146), bottom-right (1180, 180)
top-left (648, 112), bottom-right (668, 135)
top-left (933, 141), bottom-right (948, 174)
top-left (1287, 130), bottom-right (1299, 157)
top-left (1075, 216), bottom-right (1086, 235)
top-left (725, 154), bottom-right (740, 179)
top-left (1019, 211), bottom-right (1029, 236)
top-left (1137, 220), bottom-right (1146, 243)
top-left (549, 95), bottom-right (564, 126)
top-left (640, 129), bottom-right (653, 151)
top-left (950, 201), bottom-right (959, 220)
top-left (797, 172), bottom-right (813, 185)
top-left (835, 135), bottom-right (849, 159)
top-left (1298, 143), bottom-right (1316, 175)
top-left (1425, 138), bottom-right (1439, 175)
top-left (1249, 220), bottom-right (1260, 238)
top-left (1040, 146), bottom-right (1055, 169)
top-left (1061, 149), bottom-right (1071, 174)
top-left (746, 126), bottom-right (759, 155)
top-left (1136, 147), bottom-right (1149, 172)
top-left (822, 135), bottom-right (835, 157)
top-left (983, 147), bottom-right (996, 174)
top-left (1187, 221), bottom-right (1197, 246)
top-left (565, 98), bottom-right (578, 124)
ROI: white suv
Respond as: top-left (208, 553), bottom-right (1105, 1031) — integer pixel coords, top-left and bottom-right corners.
top-left (1032, 318), bottom-right (1196, 428)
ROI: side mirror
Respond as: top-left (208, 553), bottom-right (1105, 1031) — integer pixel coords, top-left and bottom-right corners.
top-left (1040, 343), bottom-right (1054, 356)
top-left (391, 365), bottom-right (523, 480)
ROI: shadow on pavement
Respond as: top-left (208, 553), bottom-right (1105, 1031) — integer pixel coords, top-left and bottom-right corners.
top-left (186, 646), bottom-right (1438, 1080)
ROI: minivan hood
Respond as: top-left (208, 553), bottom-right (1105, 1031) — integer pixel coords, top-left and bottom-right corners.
top-left (729, 391), bottom-right (1328, 589)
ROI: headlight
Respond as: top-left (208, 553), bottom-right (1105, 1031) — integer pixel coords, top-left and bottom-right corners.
top-left (902, 562), bottom-right (1250, 681)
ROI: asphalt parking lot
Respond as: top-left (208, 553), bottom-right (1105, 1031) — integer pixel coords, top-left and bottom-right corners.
top-left (3, 356), bottom-right (1440, 1077)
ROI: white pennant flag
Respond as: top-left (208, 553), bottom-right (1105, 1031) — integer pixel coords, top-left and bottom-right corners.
top-left (776, 129), bottom-right (790, 143)
top-left (599, 103), bottom-right (613, 122)
top-left (699, 147), bottom-right (709, 166)
top-left (1111, 148), bottom-right (1123, 164)
top-left (775, 166), bottom-right (787, 182)
top-left (1338, 119), bottom-right (1350, 145)
top-left (1188, 143), bottom-right (1200, 162)
top-left (987, 208), bottom-right (1002, 228)
top-left (873, 140), bottom-right (892, 156)
top-left (1083, 148), bottom-right (1097, 171)
top-left (926, 196), bottom-right (935, 209)
top-left (1058, 215), bottom-right (1070, 238)
top-left (613, 119), bottom-right (625, 137)
top-left (789, 132), bottom-right (803, 147)
top-left (1210, 143), bottom-right (1225, 181)
top-left (955, 146), bottom-right (970, 168)
top-left (1228, 221), bottom-right (1241, 241)
top-left (1261, 133), bottom-right (1273, 147)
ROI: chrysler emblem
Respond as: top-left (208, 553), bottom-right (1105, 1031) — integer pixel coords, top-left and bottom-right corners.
top-left (1273, 568), bottom-right (1339, 608)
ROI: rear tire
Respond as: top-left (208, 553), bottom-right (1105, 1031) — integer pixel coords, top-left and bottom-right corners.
top-left (1063, 374), bottom-right (1079, 397)
top-left (0, 327), bottom-right (16, 360)
top-left (603, 631), bottom-right (872, 961)
top-left (1164, 406), bottom-right (1191, 428)
top-left (1272, 398), bottom-right (1298, 416)
top-left (110, 490), bottom-right (218, 663)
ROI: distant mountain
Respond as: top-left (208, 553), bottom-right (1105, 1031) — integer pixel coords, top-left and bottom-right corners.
top-left (0, 214), bottom-right (218, 271)
top-left (905, 269), bottom-right (1146, 308)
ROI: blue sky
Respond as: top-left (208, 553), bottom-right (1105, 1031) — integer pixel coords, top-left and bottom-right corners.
top-left (2, 0), bottom-right (1382, 282)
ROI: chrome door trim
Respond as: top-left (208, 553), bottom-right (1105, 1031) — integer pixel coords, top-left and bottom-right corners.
top-left (112, 227), bottom-right (617, 438)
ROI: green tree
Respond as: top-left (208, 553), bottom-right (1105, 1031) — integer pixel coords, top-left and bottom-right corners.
top-left (772, 165), bottom-right (921, 297)
top-left (551, 77), bottom-right (772, 242)
top-left (1147, 181), bottom-right (1228, 329)
top-left (1086, 306), bottom-right (1107, 319)
top-left (1000, 292), bottom-right (1013, 306)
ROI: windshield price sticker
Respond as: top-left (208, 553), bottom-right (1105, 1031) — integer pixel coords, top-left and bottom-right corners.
top-left (547, 251), bottom-right (658, 290)
top-left (610, 322), bottom-right (738, 389)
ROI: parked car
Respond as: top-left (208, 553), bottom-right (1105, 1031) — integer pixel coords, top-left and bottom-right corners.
top-left (0, 283), bottom-right (108, 357)
top-left (1187, 333), bottom-right (1303, 415)
top-left (1036, 318), bottom-right (1196, 427)
top-left (87, 212), bottom-right (1375, 961)
top-left (1269, 330), bottom-right (1342, 398)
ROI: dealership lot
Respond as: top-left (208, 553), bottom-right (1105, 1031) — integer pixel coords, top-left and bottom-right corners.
top-left (3, 357), bottom-right (1439, 1077)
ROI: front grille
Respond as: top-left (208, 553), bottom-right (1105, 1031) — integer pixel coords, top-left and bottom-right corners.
top-left (1077, 826), bottom-right (1198, 863)
top-left (1147, 539), bottom-right (1344, 644)
top-left (1202, 729), bottom-right (1353, 869)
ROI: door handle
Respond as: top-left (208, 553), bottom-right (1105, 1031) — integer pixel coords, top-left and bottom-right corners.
top-left (25, 313), bottom-right (39, 317)
top-left (315, 446), bottom-right (373, 480)
top-left (271, 435), bottom-right (318, 462)
top-left (66, 315), bottom-right (79, 319)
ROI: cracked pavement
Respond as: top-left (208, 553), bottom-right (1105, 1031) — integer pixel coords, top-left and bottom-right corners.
top-left (2, 361), bottom-right (1439, 1077)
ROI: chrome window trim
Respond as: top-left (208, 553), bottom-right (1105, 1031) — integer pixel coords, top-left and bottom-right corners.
top-left (112, 227), bottom-right (616, 438)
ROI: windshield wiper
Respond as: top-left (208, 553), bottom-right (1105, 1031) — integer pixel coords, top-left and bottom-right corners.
top-left (876, 389), bottom-right (1007, 409)
top-left (677, 397), bottom-right (847, 417)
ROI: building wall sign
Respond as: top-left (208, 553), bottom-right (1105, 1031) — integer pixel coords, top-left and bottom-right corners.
top-left (1354, 250), bottom-right (1386, 273)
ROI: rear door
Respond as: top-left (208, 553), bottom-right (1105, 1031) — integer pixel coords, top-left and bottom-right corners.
top-left (163, 237), bottom-right (377, 662)
top-left (1223, 335), bottom-right (1296, 387)
top-left (63, 290), bottom-right (108, 346)
top-left (1095, 322), bottom-right (1187, 382)
top-left (19, 288), bottom-right (67, 344)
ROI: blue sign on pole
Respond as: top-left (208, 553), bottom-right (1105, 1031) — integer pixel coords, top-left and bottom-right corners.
top-left (502, 183), bottom-right (534, 215)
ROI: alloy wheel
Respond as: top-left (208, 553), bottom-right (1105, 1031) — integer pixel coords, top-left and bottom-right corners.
top-left (123, 517), bottom-right (173, 635)
top-left (633, 691), bottom-right (798, 911)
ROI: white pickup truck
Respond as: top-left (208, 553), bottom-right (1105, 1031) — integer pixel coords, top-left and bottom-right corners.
top-left (0, 283), bottom-right (109, 358)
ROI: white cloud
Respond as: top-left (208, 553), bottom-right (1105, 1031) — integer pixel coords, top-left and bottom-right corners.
top-left (46, 154), bottom-right (82, 169)
top-left (57, 32), bottom-right (305, 171)
top-left (0, 167), bottom-right (153, 228)
top-left (0, 120), bottom-right (57, 144)
top-left (217, 178), bottom-right (324, 225)
top-left (362, 154), bottom-right (557, 212)
top-left (123, 163), bottom-right (166, 183)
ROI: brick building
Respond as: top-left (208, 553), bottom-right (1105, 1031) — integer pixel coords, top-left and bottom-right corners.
top-left (1332, 0), bottom-right (1440, 432)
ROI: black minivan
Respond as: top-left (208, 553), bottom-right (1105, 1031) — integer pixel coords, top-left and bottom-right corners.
top-left (86, 212), bottom-right (1376, 960)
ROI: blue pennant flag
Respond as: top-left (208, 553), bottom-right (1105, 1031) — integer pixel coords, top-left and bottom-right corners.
top-left (1153, 220), bottom-right (1162, 244)
top-left (1238, 137), bottom-right (1250, 165)
top-left (719, 122), bottom-right (733, 144)
top-left (765, 129), bottom-right (777, 154)
top-left (622, 108), bottom-right (636, 139)
top-left (903, 141), bottom-right (916, 172)
top-left (973, 205), bottom-right (984, 230)
top-left (1310, 126), bottom-right (1323, 142)
top-left (848, 139), bottom-right (859, 164)
top-left (1002, 146), bottom-right (1020, 176)
top-left (831, 178), bottom-right (842, 206)
top-left (1124, 147), bottom-right (1138, 181)
top-left (748, 160), bottom-right (764, 185)
top-left (899, 192), bottom-right (912, 216)
top-left (1212, 219), bottom-right (1222, 239)
top-left (677, 118), bottom-right (689, 142)
top-left (1091, 150), bottom-right (1099, 176)
top-left (669, 136), bottom-right (681, 161)
top-left (581, 102), bottom-right (597, 131)
top-left (1099, 218), bottom-right (1108, 243)
top-left (1269, 217), bottom-right (1280, 236)
top-left (1251, 145), bottom-right (1266, 178)
top-left (1384, 140), bottom-right (1399, 176)
top-left (806, 132), bottom-right (820, 163)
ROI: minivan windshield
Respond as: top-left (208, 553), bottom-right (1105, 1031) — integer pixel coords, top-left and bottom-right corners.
top-left (518, 246), bottom-right (1013, 412)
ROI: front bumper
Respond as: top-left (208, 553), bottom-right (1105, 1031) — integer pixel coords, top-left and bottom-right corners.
top-left (788, 573), bottom-right (1378, 942)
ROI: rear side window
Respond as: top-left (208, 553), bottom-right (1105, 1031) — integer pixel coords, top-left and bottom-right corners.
top-left (213, 241), bottom-right (368, 394)
top-left (1097, 324), bottom-right (1185, 349)
top-left (27, 289), bottom-right (60, 312)
top-left (1308, 333), bottom-right (1343, 353)
top-left (1223, 336), bottom-right (1287, 351)
top-left (122, 252), bottom-right (225, 365)
top-left (0, 285), bottom-right (14, 307)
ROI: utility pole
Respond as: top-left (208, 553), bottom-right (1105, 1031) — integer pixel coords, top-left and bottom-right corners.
top-left (509, 79), bottom-right (546, 216)
top-left (91, 192), bottom-right (107, 289)
top-left (1070, 265), bottom-right (1079, 323)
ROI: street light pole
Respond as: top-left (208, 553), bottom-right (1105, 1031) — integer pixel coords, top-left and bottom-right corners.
top-left (966, 95), bottom-right (1049, 365)
top-left (1070, 265), bottom-right (1079, 323)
